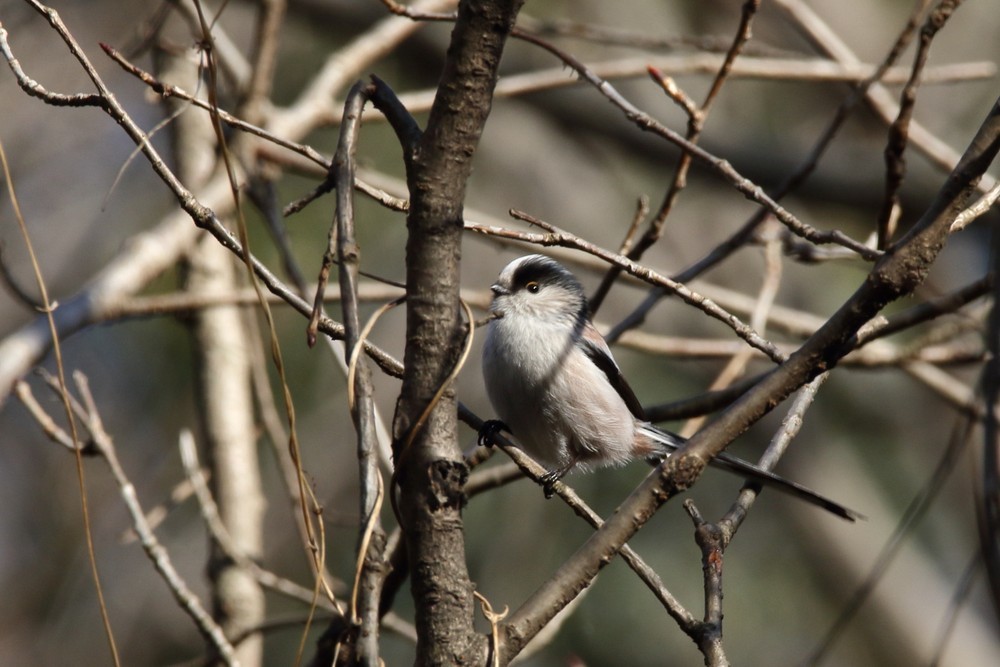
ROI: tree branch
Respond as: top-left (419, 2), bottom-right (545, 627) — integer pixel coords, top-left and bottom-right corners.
top-left (499, 94), bottom-right (1000, 663)
top-left (382, 1), bottom-right (525, 664)
top-left (337, 80), bottom-right (388, 666)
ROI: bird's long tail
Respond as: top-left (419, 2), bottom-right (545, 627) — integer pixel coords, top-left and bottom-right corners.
top-left (639, 424), bottom-right (863, 522)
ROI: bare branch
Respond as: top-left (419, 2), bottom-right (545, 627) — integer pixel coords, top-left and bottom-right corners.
top-left (775, 0), bottom-right (997, 194)
top-left (382, 1), bottom-right (525, 663)
top-left (18, 376), bottom-right (241, 666)
top-left (333, 79), bottom-right (387, 665)
top-left (159, 43), bottom-right (265, 665)
top-left (472, 212), bottom-right (788, 363)
top-left (511, 27), bottom-right (882, 261)
top-left (500, 92), bottom-right (1000, 662)
top-left (457, 404), bottom-right (700, 634)
top-left (876, 0), bottom-right (963, 249)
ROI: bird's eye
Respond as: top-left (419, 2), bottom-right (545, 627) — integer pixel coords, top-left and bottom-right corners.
top-left (525, 281), bottom-right (540, 294)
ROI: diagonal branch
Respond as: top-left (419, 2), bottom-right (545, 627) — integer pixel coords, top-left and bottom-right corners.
top-left (0, 0), bottom-right (438, 402)
top-left (590, 0), bottom-right (762, 314)
top-left (511, 28), bottom-right (881, 262)
top-left (876, 0), bottom-right (962, 249)
top-left (499, 94), bottom-right (1000, 663)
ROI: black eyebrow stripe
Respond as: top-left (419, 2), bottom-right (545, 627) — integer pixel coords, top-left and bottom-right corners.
top-left (512, 256), bottom-right (582, 293)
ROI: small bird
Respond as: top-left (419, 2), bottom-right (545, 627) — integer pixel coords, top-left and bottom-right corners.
top-left (480, 254), bottom-right (860, 521)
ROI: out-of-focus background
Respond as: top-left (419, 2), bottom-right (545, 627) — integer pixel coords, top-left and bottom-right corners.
top-left (2, 0), bottom-right (1000, 664)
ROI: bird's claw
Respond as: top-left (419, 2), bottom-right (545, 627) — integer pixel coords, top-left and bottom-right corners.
top-left (477, 419), bottom-right (509, 448)
top-left (540, 469), bottom-right (561, 498)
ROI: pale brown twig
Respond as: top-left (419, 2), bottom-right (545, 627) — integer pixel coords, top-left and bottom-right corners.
top-left (510, 28), bottom-right (881, 262)
top-left (330, 79), bottom-right (386, 664)
top-left (177, 430), bottom-right (347, 614)
top-left (455, 404), bottom-right (700, 636)
top-left (0, 0), bottom-right (436, 401)
top-left (479, 210), bottom-right (788, 363)
top-left (774, 0), bottom-right (996, 194)
top-left (680, 230), bottom-right (782, 438)
top-left (876, 0), bottom-right (962, 249)
top-left (604, 0), bottom-right (938, 343)
top-left (18, 375), bottom-right (241, 666)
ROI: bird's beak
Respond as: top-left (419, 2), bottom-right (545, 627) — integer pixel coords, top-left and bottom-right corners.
top-left (490, 283), bottom-right (509, 297)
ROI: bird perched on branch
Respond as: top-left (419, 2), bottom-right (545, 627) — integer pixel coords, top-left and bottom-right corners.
top-left (480, 254), bottom-right (860, 521)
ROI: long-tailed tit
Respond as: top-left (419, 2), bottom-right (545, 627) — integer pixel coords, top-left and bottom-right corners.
top-left (480, 254), bottom-right (859, 521)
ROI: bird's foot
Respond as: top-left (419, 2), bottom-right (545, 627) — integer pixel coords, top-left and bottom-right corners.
top-left (477, 420), bottom-right (509, 448)
top-left (540, 469), bottom-right (562, 498)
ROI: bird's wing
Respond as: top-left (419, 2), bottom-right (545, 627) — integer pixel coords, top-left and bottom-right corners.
top-left (578, 320), bottom-right (647, 421)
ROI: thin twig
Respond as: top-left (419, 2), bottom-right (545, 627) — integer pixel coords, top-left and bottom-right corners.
top-left (19, 375), bottom-right (240, 665)
top-left (951, 180), bottom-right (1000, 231)
top-left (331, 79), bottom-right (386, 665)
top-left (456, 405), bottom-right (700, 635)
top-left (0, 129), bottom-right (121, 665)
top-left (876, 0), bottom-right (962, 249)
top-left (510, 28), bottom-right (881, 261)
top-left (479, 211), bottom-right (788, 363)
top-left (682, 501), bottom-right (728, 666)
top-left (681, 230), bottom-right (782, 437)
top-left (190, 4), bottom-right (335, 640)
top-left (0, 0), bottom-right (429, 402)
top-left (604, 0), bottom-right (936, 343)
top-left (804, 414), bottom-right (978, 665)
top-left (774, 0), bottom-right (996, 194)
top-left (178, 430), bottom-right (346, 615)
top-left (721, 373), bottom-right (830, 536)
